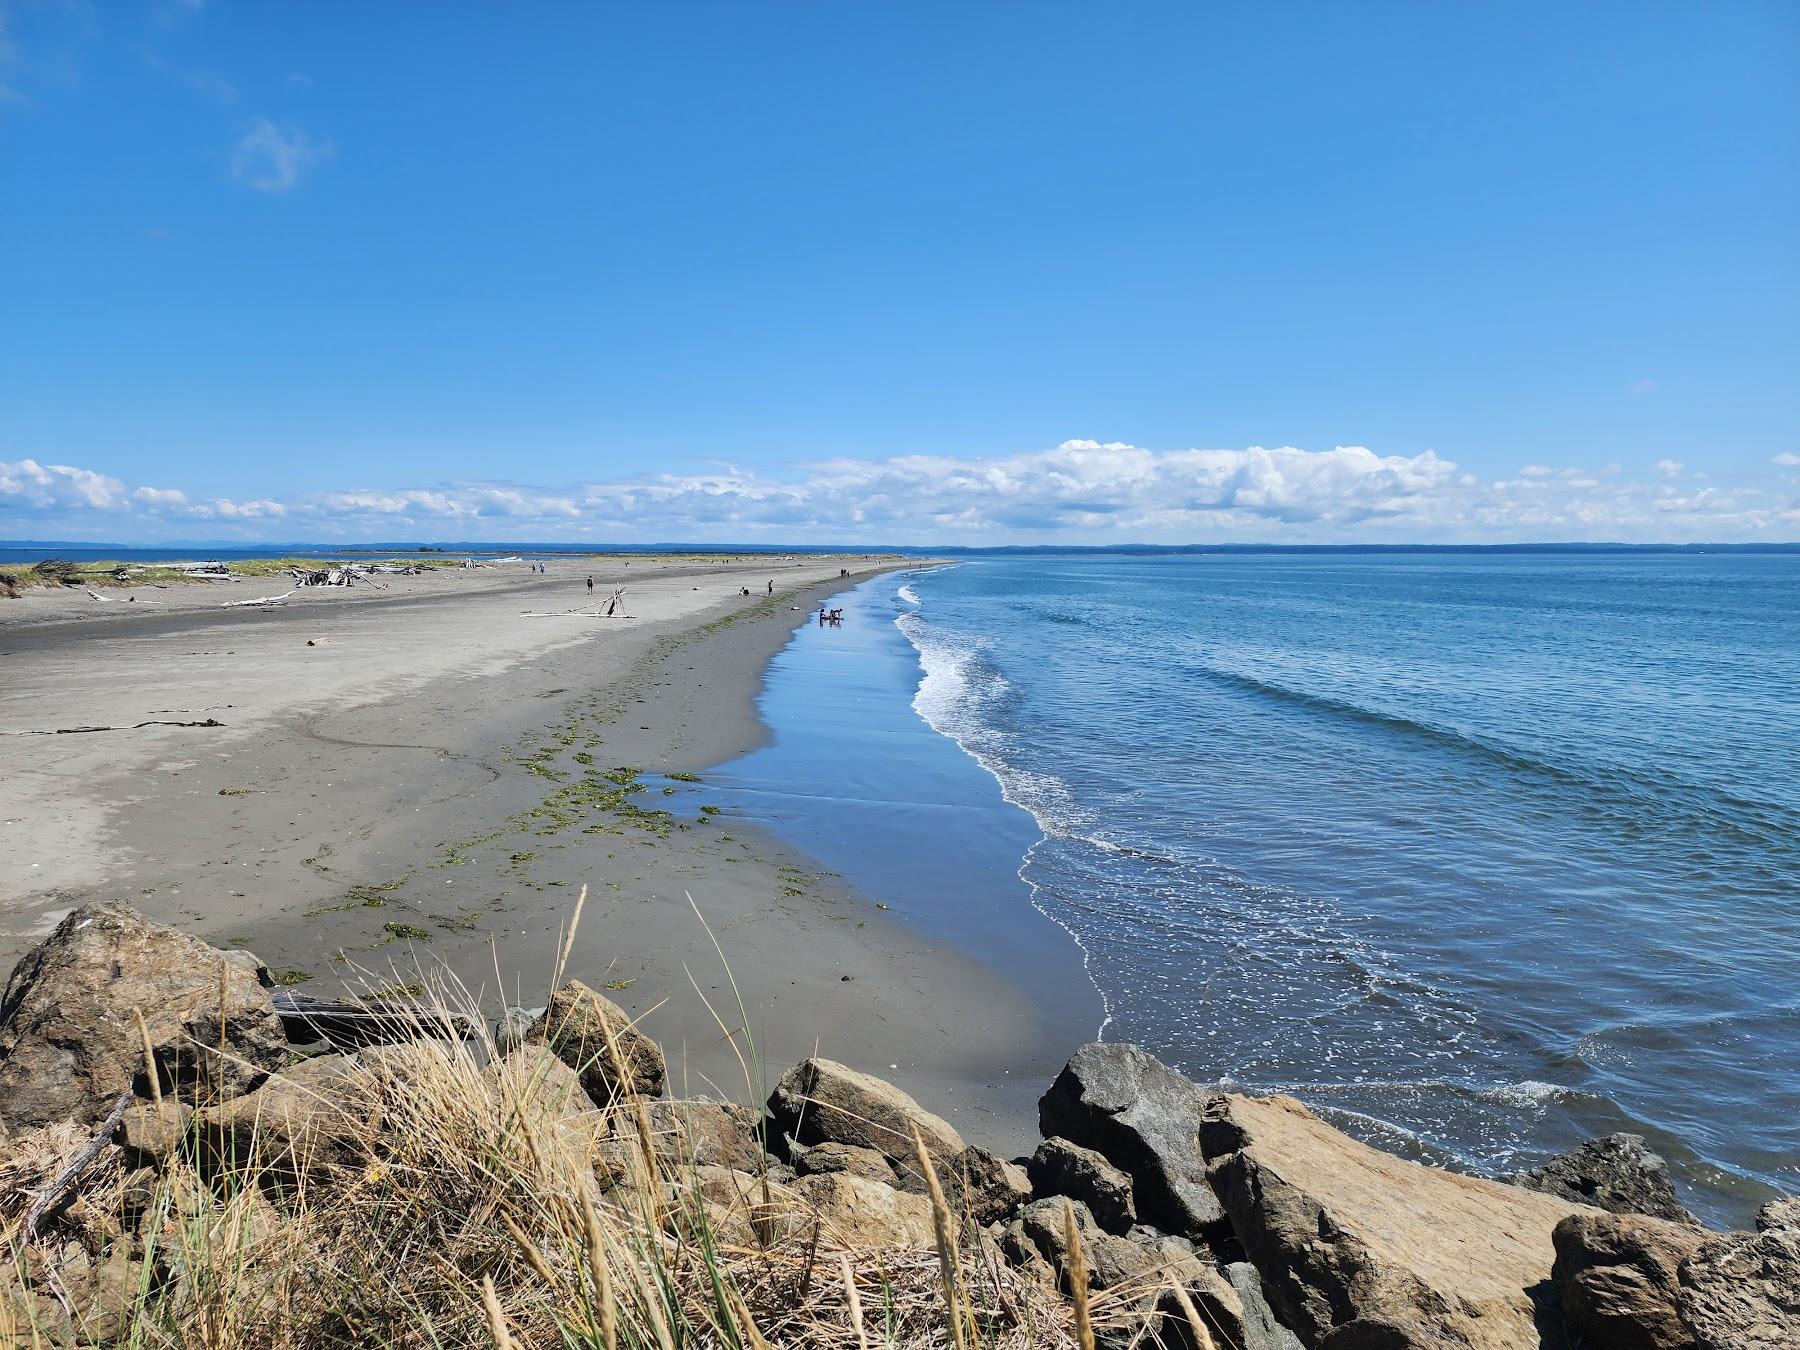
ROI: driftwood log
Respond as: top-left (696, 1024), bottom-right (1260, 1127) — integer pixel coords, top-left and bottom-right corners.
top-left (271, 991), bottom-right (473, 1048)
top-left (22, 1090), bottom-right (132, 1240)
top-left (223, 589), bottom-right (296, 608)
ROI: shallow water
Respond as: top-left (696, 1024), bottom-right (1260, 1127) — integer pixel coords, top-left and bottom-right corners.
top-left (729, 554), bottom-right (1798, 1226)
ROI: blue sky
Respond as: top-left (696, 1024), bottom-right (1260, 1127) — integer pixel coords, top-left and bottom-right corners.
top-left (2, 1), bottom-right (1796, 543)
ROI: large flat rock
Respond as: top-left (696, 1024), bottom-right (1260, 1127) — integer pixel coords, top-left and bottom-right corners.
top-left (1202, 1092), bottom-right (1593, 1349)
top-left (1679, 1197), bottom-right (1800, 1350)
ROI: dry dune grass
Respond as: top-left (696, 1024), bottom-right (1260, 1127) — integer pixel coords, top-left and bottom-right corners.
top-left (0, 903), bottom-right (1146, 1350)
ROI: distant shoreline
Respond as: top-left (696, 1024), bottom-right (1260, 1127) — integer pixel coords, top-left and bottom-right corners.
top-left (7, 538), bottom-right (1800, 559)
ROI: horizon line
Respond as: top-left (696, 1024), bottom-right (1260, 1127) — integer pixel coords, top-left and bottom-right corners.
top-left (5, 538), bottom-right (1800, 556)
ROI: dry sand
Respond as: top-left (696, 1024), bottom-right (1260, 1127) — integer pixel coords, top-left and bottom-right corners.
top-left (0, 554), bottom-right (1071, 1148)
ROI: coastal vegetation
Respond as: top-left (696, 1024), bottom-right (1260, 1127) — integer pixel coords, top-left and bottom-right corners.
top-left (2, 901), bottom-right (1790, 1349)
top-left (0, 556), bottom-right (469, 594)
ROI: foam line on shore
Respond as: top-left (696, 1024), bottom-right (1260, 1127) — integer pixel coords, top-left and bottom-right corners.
top-left (886, 566), bottom-right (1115, 1041)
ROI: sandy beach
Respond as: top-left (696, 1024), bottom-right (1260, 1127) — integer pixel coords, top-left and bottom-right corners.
top-left (0, 555), bottom-right (1069, 1148)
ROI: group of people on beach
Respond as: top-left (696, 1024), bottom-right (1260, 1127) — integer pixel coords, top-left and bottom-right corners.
top-left (818, 606), bottom-right (844, 627)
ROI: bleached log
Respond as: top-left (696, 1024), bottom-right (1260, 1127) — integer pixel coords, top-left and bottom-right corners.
top-left (223, 589), bottom-right (296, 608)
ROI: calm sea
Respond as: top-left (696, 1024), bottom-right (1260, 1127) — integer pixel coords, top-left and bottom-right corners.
top-left (726, 553), bottom-right (1799, 1227)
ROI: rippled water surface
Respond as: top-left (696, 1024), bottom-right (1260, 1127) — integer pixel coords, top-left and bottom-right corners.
top-left (781, 554), bottom-right (1799, 1226)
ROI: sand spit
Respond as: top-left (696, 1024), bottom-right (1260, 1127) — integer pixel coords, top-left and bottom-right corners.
top-left (0, 553), bottom-right (1064, 1147)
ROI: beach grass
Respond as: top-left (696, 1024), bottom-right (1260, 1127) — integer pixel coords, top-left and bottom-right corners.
top-left (0, 927), bottom-right (1105, 1349)
top-left (0, 555), bottom-right (469, 593)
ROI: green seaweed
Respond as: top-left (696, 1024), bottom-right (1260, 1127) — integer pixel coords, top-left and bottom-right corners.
top-left (368, 982), bottom-right (425, 1000)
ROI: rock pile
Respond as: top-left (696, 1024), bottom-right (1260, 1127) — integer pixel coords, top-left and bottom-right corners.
top-left (1, 903), bottom-right (1792, 1349)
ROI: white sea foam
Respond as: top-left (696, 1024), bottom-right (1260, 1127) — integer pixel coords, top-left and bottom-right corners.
top-left (896, 584), bottom-right (921, 606)
top-left (1480, 1079), bottom-right (1570, 1108)
top-left (898, 610), bottom-right (1088, 842)
top-left (893, 601), bottom-right (1116, 1036)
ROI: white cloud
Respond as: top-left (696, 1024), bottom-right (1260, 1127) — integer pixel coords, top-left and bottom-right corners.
top-left (205, 498), bottom-right (287, 520)
top-left (4, 443), bottom-right (1798, 543)
top-left (1774, 453), bottom-right (1800, 467)
top-left (1631, 379), bottom-right (1657, 396)
top-left (231, 118), bottom-right (330, 192)
top-left (132, 485), bottom-right (189, 506)
top-left (0, 458), bottom-right (128, 510)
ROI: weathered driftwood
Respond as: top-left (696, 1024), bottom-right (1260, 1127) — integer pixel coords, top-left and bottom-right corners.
top-left (22, 1089), bottom-right (132, 1240)
top-left (272, 991), bottom-right (473, 1048)
top-left (162, 561), bottom-right (236, 580)
top-left (0, 718), bottom-right (226, 738)
top-left (223, 589), bottom-right (296, 608)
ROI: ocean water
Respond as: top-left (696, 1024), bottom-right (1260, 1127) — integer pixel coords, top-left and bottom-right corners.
top-left (730, 553), bottom-right (1799, 1228)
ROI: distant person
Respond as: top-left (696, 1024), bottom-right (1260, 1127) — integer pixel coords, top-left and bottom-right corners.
top-left (586, 576), bottom-right (594, 596)
top-left (818, 607), bottom-right (827, 626)
top-left (767, 579), bottom-right (774, 595)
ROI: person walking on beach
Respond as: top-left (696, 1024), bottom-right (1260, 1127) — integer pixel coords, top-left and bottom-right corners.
top-left (767, 579), bottom-right (774, 595)
top-left (586, 576), bottom-right (594, 597)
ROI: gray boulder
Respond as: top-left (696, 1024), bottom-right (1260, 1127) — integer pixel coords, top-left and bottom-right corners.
top-left (0, 903), bottom-right (288, 1130)
top-left (492, 1005), bottom-right (544, 1056)
top-left (1225, 1262), bottom-right (1306, 1350)
top-left (483, 1044), bottom-right (596, 1120)
top-left (527, 980), bottom-right (665, 1101)
top-left (200, 1051), bottom-right (363, 1177)
top-left (1018, 1197), bottom-right (1251, 1350)
top-left (1679, 1196), bottom-right (1800, 1350)
top-left (935, 1143), bottom-right (1031, 1226)
top-left (1038, 1042), bottom-right (1222, 1234)
top-left (768, 1056), bottom-right (964, 1172)
top-left (640, 1098), bottom-right (765, 1172)
top-left (1029, 1136), bottom-right (1137, 1234)
top-left (1018, 1195), bottom-right (1161, 1293)
top-left (1516, 1133), bottom-right (1697, 1224)
top-left (792, 1140), bottom-right (896, 1183)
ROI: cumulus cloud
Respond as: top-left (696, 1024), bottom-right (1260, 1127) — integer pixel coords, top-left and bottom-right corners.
top-left (231, 118), bottom-right (330, 192)
top-left (1774, 453), bottom-right (1800, 467)
top-left (132, 485), bottom-right (189, 506)
top-left (207, 498), bottom-right (287, 519)
top-left (3, 443), bottom-right (1797, 544)
top-left (0, 458), bottom-right (128, 510)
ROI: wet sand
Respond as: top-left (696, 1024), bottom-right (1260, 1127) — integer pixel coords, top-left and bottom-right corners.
top-left (0, 555), bottom-right (1068, 1149)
